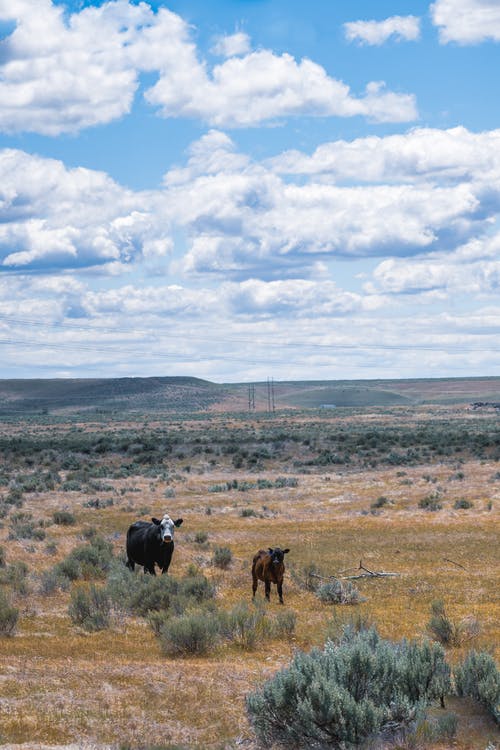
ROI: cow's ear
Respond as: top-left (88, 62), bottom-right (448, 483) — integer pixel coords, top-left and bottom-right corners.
top-left (283, 549), bottom-right (290, 554)
top-left (174, 518), bottom-right (183, 527)
top-left (268, 547), bottom-right (274, 554)
top-left (152, 518), bottom-right (161, 525)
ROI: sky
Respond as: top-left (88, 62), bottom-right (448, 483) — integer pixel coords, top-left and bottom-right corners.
top-left (0, 0), bottom-right (499, 383)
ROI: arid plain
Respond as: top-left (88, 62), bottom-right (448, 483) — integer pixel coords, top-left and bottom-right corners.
top-left (0, 385), bottom-right (499, 749)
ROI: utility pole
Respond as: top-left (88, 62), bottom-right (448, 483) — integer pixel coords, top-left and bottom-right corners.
top-left (248, 384), bottom-right (255, 411)
top-left (267, 377), bottom-right (275, 413)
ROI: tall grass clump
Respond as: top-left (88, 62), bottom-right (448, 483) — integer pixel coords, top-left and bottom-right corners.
top-left (212, 545), bottom-right (232, 569)
top-left (454, 650), bottom-right (500, 723)
top-left (427, 599), bottom-right (480, 647)
top-left (55, 534), bottom-right (114, 581)
top-left (156, 609), bottom-right (220, 657)
top-left (0, 589), bottom-right (18, 636)
top-left (247, 626), bottom-right (451, 749)
top-left (68, 584), bottom-right (110, 631)
top-left (316, 579), bottom-right (364, 605)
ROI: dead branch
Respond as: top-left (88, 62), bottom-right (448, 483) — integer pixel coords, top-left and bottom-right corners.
top-left (308, 560), bottom-right (400, 582)
top-left (443, 557), bottom-right (468, 570)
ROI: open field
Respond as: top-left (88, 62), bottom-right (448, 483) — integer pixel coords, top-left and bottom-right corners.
top-left (0, 399), bottom-right (499, 749)
top-left (1, 376), bottom-right (500, 416)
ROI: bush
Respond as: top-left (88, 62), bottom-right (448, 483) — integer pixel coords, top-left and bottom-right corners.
top-left (55, 535), bottom-right (114, 581)
top-left (453, 498), bottom-right (474, 510)
top-left (157, 609), bottom-right (220, 656)
top-left (371, 496), bottom-right (389, 509)
top-left (68, 584), bottom-right (110, 631)
top-left (222, 601), bottom-right (272, 650)
top-left (419, 494), bottom-right (443, 511)
top-left (247, 627), bottom-right (451, 749)
top-left (212, 546), bottom-right (232, 569)
top-left (0, 561), bottom-right (29, 594)
top-left (53, 510), bottom-right (76, 525)
top-left (8, 511), bottom-right (45, 540)
top-left (427, 600), bottom-right (480, 647)
top-left (0, 590), bottom-right (18, 636)
top-left (194, 531), bottom-right (208, 545)
top-left (454, 650), bottom-right (500, 723)
top-left (316, 579), bottom-right (363, 605)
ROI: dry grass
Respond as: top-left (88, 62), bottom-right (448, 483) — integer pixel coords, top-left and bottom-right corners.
top-left (0, 408), bottom-right (499, 749)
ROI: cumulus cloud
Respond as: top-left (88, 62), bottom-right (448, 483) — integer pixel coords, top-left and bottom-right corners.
top-left (146, 50), bottom-right (417, 126)
top-left (431, 0), bottom-right (500, 44)
top-left (369, 230), bottom-right (500, 296)
top-left (2, 124), bottom-right (500, 279)
top-left (268, 127), bottom-right (500, 184)
top-left (211, 32), bottom-right (251, 57)
top-left (0, 149), bottom-right (171, 270)
top-left (344, 15), bottom-right (421, 45)
top-left (0, 0), bottom-right (417, 134)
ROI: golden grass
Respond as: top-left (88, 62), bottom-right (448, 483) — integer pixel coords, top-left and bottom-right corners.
top-left (0, 412), bottom-right (499, 749)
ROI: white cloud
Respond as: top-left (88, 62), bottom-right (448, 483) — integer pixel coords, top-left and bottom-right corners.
top-left (2, 124), bottom-right (500, 279)
top-left (0, 149), bottom-right (171, 269)
top-left (0, 0), bottom-right (417, 134)
top-left (431, 0), bottom-right (500, 44)
top-left (211, 32), bottom-right (251, 57)
top-left (147, 49), bottom-right (417, 126)
top-left (268, 127), bottom-right (500, 184)
top-left (344, 15), bottom-right (421, 45)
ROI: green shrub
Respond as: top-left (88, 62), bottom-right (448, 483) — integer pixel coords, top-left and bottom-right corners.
top-left (157, 609), bottom-right (220, 656)
top-left (454, 650), bottom-right (500, 723)
top-left (0, 590), bottom-right (18, 636)
top-left (194, 531), bottom-right (208, 545)
top-left (68, 584), bottom-right (110, 631)
top-left (247, 627), bottom-right (450, 749)
top-left (427, 600), bottom-right (480, 647)
top-left (316, 579), bottom-right (363, 605)
top-left (0, 561), bottom-right (29, 594)
top-left (53, 510), bottom-right (76, 525)
top-left (55, 535), bottom-right (114, 581)
top-left (453, 498), bottom-right (473, 510)
top-left (222, 601), bottom-right (272, 650)
top-left (274, 609), bottom-right (297, 638)
top-left (419, 494), bottom-right (443, 511)
top-left (371, 496), bottom-right (389, 509)
top-left (212, 546), bottom-right (232, 569)
top-left (39, 568), bottom-right (70, 595)
top-left (8, 511), bottom-right (45, 540)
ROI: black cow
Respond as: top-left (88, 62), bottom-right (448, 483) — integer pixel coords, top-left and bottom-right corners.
top-left (252, 547), bottom-right (290, 604)
top-left (126, 514), bottom-right (183, 575)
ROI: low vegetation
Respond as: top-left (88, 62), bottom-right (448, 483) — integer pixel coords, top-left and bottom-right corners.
top-left (0, 399), bottom-right (498, 748)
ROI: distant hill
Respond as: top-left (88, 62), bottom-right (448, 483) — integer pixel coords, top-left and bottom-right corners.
top-left (0, 376), bottom-right (226, 416)
top-left (0, 375), bottom-right (499, 417)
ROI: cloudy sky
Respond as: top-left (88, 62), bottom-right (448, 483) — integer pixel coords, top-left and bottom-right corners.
top-left (0, 0), bottom-right (499, 382)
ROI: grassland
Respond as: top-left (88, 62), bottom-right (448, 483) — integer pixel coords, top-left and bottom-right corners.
top-left (0, 399), bottom-right (499, 749)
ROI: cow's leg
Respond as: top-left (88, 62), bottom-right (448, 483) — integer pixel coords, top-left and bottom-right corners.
top-left (126, 557), bottom-right (135, 571)
top-left (252, 568), bottom-right (258, 598)
top-left (144, 561), bottom-right (156, 575)
top-left (277, 581), bottom-right (284, 604)
top-left (265, 580), bottom-right (271, 601)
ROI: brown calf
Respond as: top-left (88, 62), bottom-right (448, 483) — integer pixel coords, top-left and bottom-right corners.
top-left (252, 547), bottom-right (290, 604)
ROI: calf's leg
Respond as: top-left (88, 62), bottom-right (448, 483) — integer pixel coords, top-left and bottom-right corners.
top-left (277, 580), bottom-right (284, 604)
top-left (265, 580), bottom-right (271, 601)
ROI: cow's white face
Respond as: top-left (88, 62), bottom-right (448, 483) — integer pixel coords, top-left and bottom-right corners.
top-left (152, 514), bottom-right (183, 544)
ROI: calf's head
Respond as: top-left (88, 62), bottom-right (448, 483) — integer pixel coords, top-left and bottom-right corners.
top-left (268, 547), bottom-right (290, 566)
top-left (152, 514), bottom-right (183, 544)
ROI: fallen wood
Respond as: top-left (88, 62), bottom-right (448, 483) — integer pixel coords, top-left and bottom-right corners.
top-left (309, 560), bottom-right (400, 582)
top-left (443, 557), bottom-right (468, 570)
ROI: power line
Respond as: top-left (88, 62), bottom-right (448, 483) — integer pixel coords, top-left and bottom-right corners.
top-left (0, 312), bottom-right (497, 354)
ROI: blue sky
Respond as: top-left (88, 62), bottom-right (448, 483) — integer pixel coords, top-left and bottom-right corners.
top-left (0, 0), bottom-right (499, 382)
